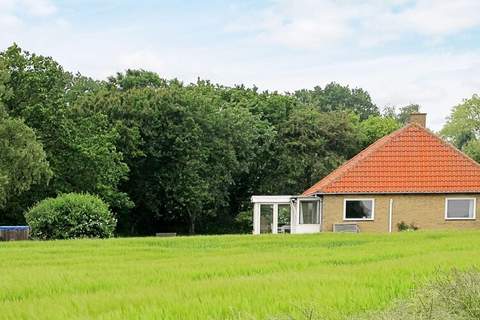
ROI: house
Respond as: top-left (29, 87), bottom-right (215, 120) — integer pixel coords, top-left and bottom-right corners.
top-left (251, 113), bottom-right (480, 234)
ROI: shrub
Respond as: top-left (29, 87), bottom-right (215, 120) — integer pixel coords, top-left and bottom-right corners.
top-left (235, 210), bottom-right (253, 233)
top-left (397, 221), bottom-right (419, 232)
top-left (25, 193), bottom-right (116, 240)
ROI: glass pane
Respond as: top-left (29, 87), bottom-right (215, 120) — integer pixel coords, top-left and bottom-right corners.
top-left (345, 200), bottom-right (373, 219)
top-left (260, 204), bottom-right (273, 233)
top-left (278, 204), bottom-right (291, 233)
top-left (300, 201), bottom-right (319, 224)
top-left (447, 199), bottom-right (473, 218)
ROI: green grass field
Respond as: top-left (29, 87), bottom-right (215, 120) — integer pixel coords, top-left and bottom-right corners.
top-left (1, 231), bottom-right (480, 320)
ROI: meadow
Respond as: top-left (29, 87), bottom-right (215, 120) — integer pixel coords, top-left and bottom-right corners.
top-left (1, 231), bottom-right (480, 320)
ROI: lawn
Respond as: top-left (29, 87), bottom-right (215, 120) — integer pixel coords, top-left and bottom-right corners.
top-left (1, 231), bottom-right (480, 320)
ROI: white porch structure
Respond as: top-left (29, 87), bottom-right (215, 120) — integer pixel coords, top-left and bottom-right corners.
top-left (251, 195), bottom-right (322, 234)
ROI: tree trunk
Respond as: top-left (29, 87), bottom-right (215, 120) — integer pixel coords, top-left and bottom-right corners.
top-left (189, 214), bottom-right (195, 235)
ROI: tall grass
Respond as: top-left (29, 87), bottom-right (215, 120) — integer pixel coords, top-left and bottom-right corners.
top-left (355, 269), bottom-right (480, 320)
top-left (0, 231), bottom-right (479, 319)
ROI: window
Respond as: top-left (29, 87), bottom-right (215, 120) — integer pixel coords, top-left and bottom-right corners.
top-left (299, 201), bottom-right (319, 224)
top-left (344, 199), bottom-right (374, 220)
top-left (445, 198), bottom-right (476, 220)
top-left (277, 204), bottom-right (291, 227)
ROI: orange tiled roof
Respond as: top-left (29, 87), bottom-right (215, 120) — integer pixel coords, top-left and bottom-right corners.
top-left (303, 123), bottom-right (480, 195)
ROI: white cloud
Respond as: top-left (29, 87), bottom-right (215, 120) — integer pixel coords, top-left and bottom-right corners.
top-left (399, 0), bottom-right (480, 36)
top-left (0, 0), bottom-right (57, 39)
top-left (228, 0), bottom-right (480, 49)
top-left (118, 50), bottom-right (165, 73)
top-left (0, 0), bottom-right (479, 131)
top-left (21, 0), bottom-right (57, 16)
top-left (242, 51), bottom-right (480, 131)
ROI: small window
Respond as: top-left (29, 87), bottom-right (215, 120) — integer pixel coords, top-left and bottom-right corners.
top-left (344, 199), bottom-right (374, 220)
top-left (299, 201), bottom-right (319, 224)
top-left (445, 198), bottom-right (475, 220)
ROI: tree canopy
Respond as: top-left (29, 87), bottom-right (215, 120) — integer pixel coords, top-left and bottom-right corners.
top-left (0, 57), bottom-right (51, 210)
top-left (0, 44), bottom-right (421, 234)
top-left (441, 95), bottom-right (480, 162)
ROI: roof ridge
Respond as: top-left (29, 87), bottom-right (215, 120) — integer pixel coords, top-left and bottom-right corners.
top-left (302, 124), bottom-right (412, 195)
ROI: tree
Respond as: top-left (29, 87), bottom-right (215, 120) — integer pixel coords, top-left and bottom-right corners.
top-left (396, 104), bottom-right (420, 124)
top-left (0, 44), bottom-right (131, 221)
top-left (101, 78), bottom-right (275, 234)
top-left (295, 82), bottom-right (379, 120)
top-left (0, 58), bottom-right (51, 213)
top-left (359, 115), bottom-right (401, 147)
top-left (441, 95), bottom-right (480, 161)
top-left (108, 69), bottom-right (166, 90)
top-left (271, 109), bottom-right (362, 194)
top-left (0, 45), bottom-right (389, 234)
top-left (383, 104), bottom-right (420, 124)
top-left (0, 116), bottom-right (51, 207)
top-left (0, 60), bottom-right (11, 111)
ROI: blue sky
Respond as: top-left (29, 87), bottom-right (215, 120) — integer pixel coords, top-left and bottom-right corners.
top-left (1, 0), bottom-right (480, 130)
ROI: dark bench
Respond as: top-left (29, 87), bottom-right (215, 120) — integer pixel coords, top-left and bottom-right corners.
top-left (155, 233), bottom-right (177, 237)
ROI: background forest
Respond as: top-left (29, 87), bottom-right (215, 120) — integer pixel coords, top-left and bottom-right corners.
top-left (0, 44), bottom-right (477, 235)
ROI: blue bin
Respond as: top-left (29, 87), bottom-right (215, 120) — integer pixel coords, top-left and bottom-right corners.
top-left (0, 226), bottom-right (30, 241)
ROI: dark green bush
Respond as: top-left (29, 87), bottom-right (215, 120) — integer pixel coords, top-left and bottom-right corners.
top-left (25, 193), bottom-right (116, 239)
top-left (234, 210), bottom-right (253, 234)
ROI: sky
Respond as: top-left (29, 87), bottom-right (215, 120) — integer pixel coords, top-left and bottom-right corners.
top-left (1, 0), bottom-right (480, 130)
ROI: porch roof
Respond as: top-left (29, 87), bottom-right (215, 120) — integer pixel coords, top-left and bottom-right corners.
top-left (250, 195), bottom-right (292, 203)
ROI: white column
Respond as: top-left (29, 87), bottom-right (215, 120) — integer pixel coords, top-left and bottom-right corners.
top-left (272, 204), bottom-right (278, 234)
top-left (388, 199), bottom-right (393, 233)
top-left (253, 203), bottom-right (260, 234)
top-left (291, 200), bottom-right (300, 234)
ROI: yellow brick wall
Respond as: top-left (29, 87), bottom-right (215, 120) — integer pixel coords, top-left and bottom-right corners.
top-left (322, 194), bottom-right (480, 232)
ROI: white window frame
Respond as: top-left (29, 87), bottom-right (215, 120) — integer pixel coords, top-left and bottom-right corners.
top-left (343, 198), bottom-right (375, 221)
top-left (445, 197), bottom-right (476, 220)
top-left (298, 199), bottom-right (320, 225)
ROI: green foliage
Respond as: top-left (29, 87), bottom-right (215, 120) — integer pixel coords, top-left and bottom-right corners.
top-left (101, 79), bottom-right (275, 234)
top-left (25, 193), bottom-right (116, 239)
top-left (0, 60), bottom-right (12, 113)
top-left (441, 95), bottom-right (480, 162)
top-left (271, 109), bottom-right (362, 194)
top-left (384, 104), bottom-right (420, 125)
top-left (0, 43), bottom-right (423, 235)
top-left (108, 69), bottom-right (167, 90)
top-left (295, 82), bottom-right (379, 120)
top-left (0, 116), bottom-right (51, 208)
top-left (0, 44), bottom-right (72, 123)
top-left (1, 232), bottom-right (480, 319)
top-left (462, 139), bottom-right (480, 163)
top-left (0, 45), bottom-right (131, 223)
top-left (360, 115), bottom-right (401, 147)
top-left (234, 210), bottom-right (253, 233)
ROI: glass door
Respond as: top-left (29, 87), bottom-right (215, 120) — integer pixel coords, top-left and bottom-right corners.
top-left (260, 204), bottom-right (274, 233)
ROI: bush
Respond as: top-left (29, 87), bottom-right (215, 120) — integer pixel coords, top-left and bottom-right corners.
top-left (234, 210), bottom-right (253, 234)
top-left (397, 221), bottom-right (419, 232)
top-left (25, 193), bottom-right (116, 240)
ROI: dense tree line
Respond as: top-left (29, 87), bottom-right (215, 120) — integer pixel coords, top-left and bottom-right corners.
top-left (0, 44), bottom-right (424, 235)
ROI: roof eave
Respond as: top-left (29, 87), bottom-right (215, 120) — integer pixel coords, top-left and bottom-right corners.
top-left (310, 191), bottom-right (480, 196)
